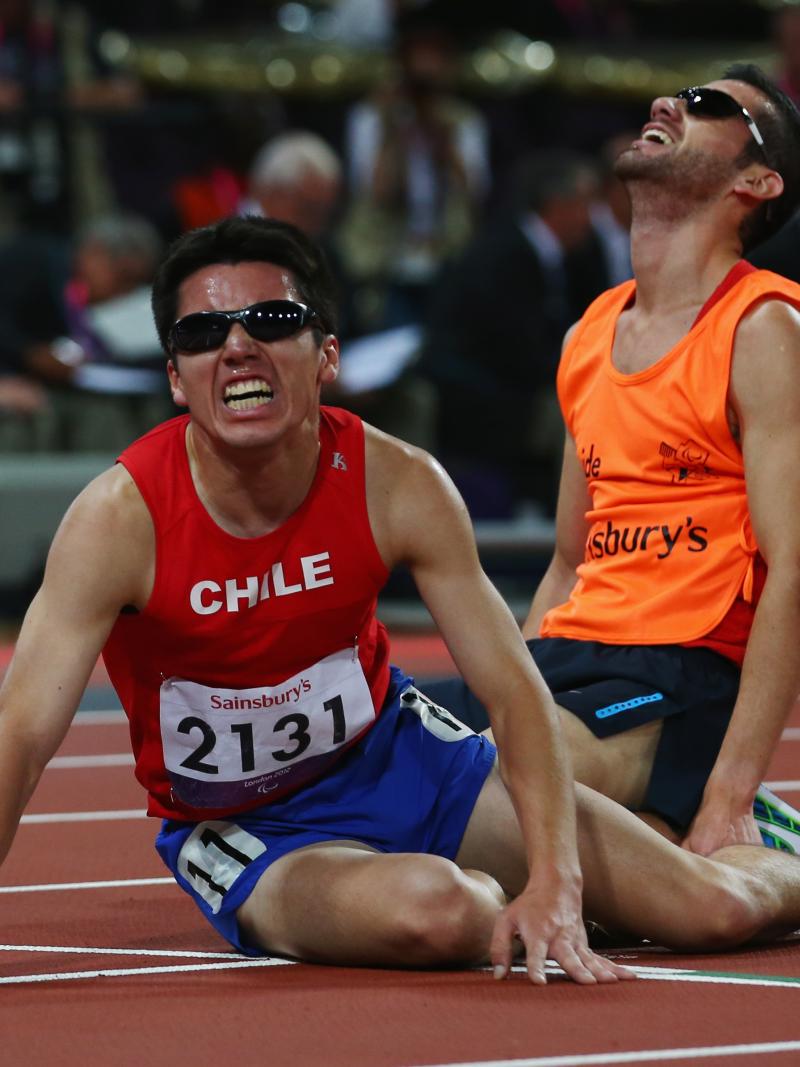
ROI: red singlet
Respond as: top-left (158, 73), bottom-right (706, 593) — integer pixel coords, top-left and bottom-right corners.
top-left (103, 407), bottom-right (392, 820)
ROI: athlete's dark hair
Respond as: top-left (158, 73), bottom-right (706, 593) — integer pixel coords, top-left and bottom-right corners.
top-left (723, 62), bottom-right (800, 251)
top-left (151, 215), bottom-right (339, 353)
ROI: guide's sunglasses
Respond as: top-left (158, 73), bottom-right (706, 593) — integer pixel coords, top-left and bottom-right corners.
top-left (675, 87), bottom-right (770, 166)
top-left (169, 300), bottom-right (319, 354)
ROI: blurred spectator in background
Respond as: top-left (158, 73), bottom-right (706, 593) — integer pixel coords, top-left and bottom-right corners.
top-left (338, 15), bottom-right (489, 333)
top-left (167, 93), bottom-right (284, 237)
top-left (238, 130), bottom-right (361, 339)
top-left (330, 0), bottom-right (394, 48)
top-left (418, 150), bottom-right (604, 519)
top-left (0, 228), bottom-right (66, 449)
top-left (0, 374), bottom-right (46, 412)
top-left (0, 213), bottom-right (169, 452)
top-left (590, 131), bottom-right (634, 287)
top-left (0, 372), bottom-right (49, 450)
top-left (237, 130), bottom-right (436, 449)
top-left (172, 158), bottom-right (244, 234)
top-left (0, 0), bottom-right (141, 236)
top-left (242, 130), bottom-right (344, 241)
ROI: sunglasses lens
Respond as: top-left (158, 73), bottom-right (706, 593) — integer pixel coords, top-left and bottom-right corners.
top-left (170, 301), bottom-right (317, 353)
top-left (679, 88), bottom-right (738, 118)
top-left (676, 86), bottom-right (769, 161)
top-left (245, 302), bottom-right (310, 342)
top-left (173, 313), bottom-right (230, 352)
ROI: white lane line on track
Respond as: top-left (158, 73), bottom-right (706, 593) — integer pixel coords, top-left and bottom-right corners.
top-left (1, 956), bottom-right (796, 991)
top-left (0, 956), bottom-right (797, 985)
top-left (0, 876), bottom-right (173, 894)
top-left (417, 1039), bottom-right (800, 1066)
top-left (534, 963), bottom-right (800, 989)
top-left (20, 809), bottom-right (146, 824)
top-left (47, 753), bottom-right (134, 769)
top-left (0, 958), bottom-right (294, 985)
top-left (592, 968), bottom-right (799, 988)
top-left (22, 786), bottom-right (800, 828)
top-left (0, 944), bottom-right (261, 959)
top-left (3, 960), bottom-right (798, 993)
top-left (782, 728), bottom-right (800, 741)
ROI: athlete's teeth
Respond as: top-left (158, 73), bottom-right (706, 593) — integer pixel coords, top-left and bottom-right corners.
top-left (226, 395), bottom-right (272, 410)
top-left (643, 129), bottom-right (672, 145)
top-left (224, 378), bottom-right (271, 399)
top-left (223, 378), bottom-right (274, 410)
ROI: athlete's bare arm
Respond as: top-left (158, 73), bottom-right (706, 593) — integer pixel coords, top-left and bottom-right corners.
top-left (522, 430), bottom-right (591, 639)
top-left (0, 466), bottom-right (153, 866)
top-left (683, 299), bottom-right (800, 855)
top-left (365, 426), bottom-right (621, 985)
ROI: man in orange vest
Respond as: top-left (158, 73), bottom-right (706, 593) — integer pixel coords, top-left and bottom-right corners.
top-left (425, 63), bottom-right (800, 859)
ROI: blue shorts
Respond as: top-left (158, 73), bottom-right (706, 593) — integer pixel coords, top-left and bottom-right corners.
top-left (155, 667), bottom-right (496, 955)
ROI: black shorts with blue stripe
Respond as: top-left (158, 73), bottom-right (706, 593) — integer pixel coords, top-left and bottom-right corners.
top-left (420, 637), bottom-right (741, 833)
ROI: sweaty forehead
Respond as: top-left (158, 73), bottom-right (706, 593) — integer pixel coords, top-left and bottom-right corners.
top-left (177, 262), bottom-right (299, 316)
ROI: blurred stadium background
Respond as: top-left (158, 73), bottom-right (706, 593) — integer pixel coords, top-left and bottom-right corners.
top-left (1, 0), bottom-right (798, 638)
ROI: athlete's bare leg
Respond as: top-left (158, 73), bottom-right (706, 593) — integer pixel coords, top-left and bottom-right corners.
top-left (237, 840), bottom-right (506, 967)
top-left (238, 768), bottom-right (799, 970)
top-left (558, 711), bottom-right (662, 809)
top-left (557, 714), bottom-right (703, 844)
top-left (484, 707), bottom-right (662, 810)
top-left (638, 811), bottom-right (681, 844)
top-left (457, 765), bottom-right (800, 951)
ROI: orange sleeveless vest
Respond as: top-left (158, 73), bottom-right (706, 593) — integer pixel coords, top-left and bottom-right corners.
top-left (541, 269), bottom-right (800, 645)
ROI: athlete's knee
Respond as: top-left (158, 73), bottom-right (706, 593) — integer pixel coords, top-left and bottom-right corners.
top-left (664, 863), bottom-right (766, 950)
top-left (388, 857), bottom-right (503, 965)
top-left (692, 877), bottom-right (765, 949)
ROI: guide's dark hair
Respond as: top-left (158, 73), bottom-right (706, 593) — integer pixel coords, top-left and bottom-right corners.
top-left (151, 215), bottom-right (339, 352)
top-left (723, 63), bottom-right (800, 251)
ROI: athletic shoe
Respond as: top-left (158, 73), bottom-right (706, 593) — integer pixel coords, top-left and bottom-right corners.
top-left (754, 784), bottom-right (800, 854)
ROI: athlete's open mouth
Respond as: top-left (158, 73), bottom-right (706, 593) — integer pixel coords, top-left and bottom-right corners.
top-left (223, 378), bottom-right (274, 410)
top-left (641, 128), bottom-right (674, 145)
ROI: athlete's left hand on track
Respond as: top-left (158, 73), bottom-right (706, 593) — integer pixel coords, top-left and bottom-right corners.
top-left (682, 799), bottom-right (762, 856)
top-left (489, 877), bottom-right (636, 985)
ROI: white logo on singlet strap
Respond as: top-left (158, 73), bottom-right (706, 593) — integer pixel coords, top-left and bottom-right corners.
top-left (160, 647), bottom-right (375, 809)
top-left (189, 550), bottom-right (334, 616)
top-left (331, 452), bottom-right (347, 470)
top-left (400, 686), bottom-right (475, 742)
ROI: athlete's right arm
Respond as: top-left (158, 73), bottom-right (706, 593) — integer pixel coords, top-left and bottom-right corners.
top-left (0, 466), bottom-right (153, 867)
top-left (522, 430), bottom-right (590, 639)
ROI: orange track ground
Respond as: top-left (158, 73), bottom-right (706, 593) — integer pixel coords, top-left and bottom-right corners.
top-left (2, 635), bottom-right (800, 1067)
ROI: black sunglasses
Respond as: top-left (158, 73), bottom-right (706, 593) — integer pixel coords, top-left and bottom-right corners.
top-left (169, 299), bottom-right (319, 354)
top-left (675, 87), bottom-right (770, 166)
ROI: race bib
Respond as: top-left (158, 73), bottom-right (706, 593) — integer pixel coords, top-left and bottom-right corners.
top-left (160, 648), bottom-right (376, 809)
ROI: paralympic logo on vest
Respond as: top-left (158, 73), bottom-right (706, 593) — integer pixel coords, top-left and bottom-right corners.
top-left (189, 551), bottom-right (334, 615)
top-left (585, 517), bottom-right (709, 561)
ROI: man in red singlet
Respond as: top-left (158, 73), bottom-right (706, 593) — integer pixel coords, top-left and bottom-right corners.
top-left (427, 64), bottom-right (800, 859)
top-left (3, 216), bottom-right (800, 978)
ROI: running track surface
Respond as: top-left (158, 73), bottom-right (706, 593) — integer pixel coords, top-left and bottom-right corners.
top-left (3, 636), bottom-right (800, 1067)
